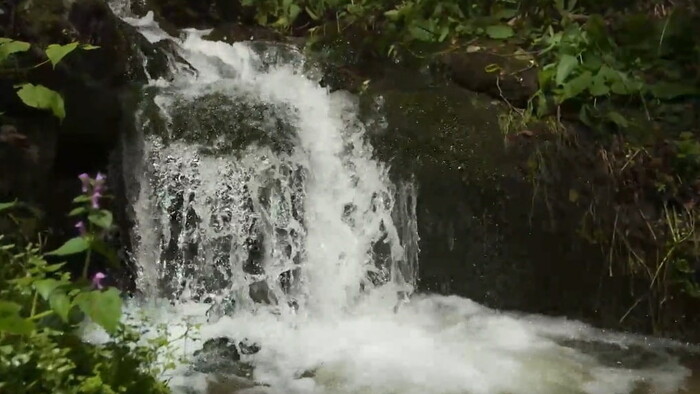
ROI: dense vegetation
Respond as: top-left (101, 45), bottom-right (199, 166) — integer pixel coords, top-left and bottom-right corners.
top-left (0, 174), bottom-right (173, 392)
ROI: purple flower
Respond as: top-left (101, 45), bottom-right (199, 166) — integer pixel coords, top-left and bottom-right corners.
top-left (78, 173), bottom-right (90, 193)
top-left (91, 191), bottom-right (102, 209)
top-left (75, 221), bottom-right (86, 235)
top-left (91, 272), bottom-right (106, 290)
top-left (94, 172), bottom-right (106, 193)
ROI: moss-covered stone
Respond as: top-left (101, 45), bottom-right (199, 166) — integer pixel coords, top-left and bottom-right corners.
top-left (438, 40), bottom-right (538, 107)
top-left (360, 70), bottom-right (685, 338)
top-left (164, 92), bottom-right (297, 156)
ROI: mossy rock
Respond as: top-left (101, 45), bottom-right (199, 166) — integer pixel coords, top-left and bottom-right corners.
top-left (156, 92), bottom-right (297, 156)
top-left (438, 40), bottom-right (538, 107)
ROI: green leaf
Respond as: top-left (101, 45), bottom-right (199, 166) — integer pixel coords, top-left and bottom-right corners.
top-left (438, 25), bottom-right (450, 42)
top-left (44, 263), bottom-right (66, 272)
top-left (0, 39), bottom-right (30, 63)
top-left (484, 63), bottom-right (501, 73)
top-left (538, 65), bottom-right (556, 88)
top-left (80, 44), bottom-right (100, 50)
top-left (287, 4), bottom-right (301, 22)
top-left (408, 20), bottom-right (434, 42)
top-left (589, 73), bottom-right (610, 96)
top-left (73, 195), bottom-right (91, 203)
top-left (649, 82), bottom-right (699, 99)
top-left (384, 9), bottom-right (400, 20)
top-left (561, 71), bottom-right (592, 101)
top-left (306, 7), bottom-right (319, 20)
top-left (88, 210), bottom-right (113, 229)
top-left (76, 289), bottom-right (122, 333)
top-left (49, 290), bottom-right (72, 322)
top-left (607, 111), bottom-right (628, 128)
top-left (0, 200), bottom-right (17, 212)
top-left (34, 278), bottom-right (62, 300)
top-left (494, 9), bottom-right (518, 20)
top-left (45, 42), bottom-right (79, 68)
top-left (255, 13), bottom-right (268, 26)
top-left (46, 237), bottom-right (89, 256)
top-left (68, 207), bottom-right (87, 217)
top-left (0, 301), bottom-right (34, 335)
top-left (15, 83), bottom-right (65, 121)
top-left (610, 80), bottom-right (632, 95)
top-left (556, 54), bottom-right (578, 85)
top-left (485, 25), bottom-right (514, 39)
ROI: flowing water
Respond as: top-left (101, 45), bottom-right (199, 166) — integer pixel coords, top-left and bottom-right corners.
top-left (98, 6), bottom-right (700, 394)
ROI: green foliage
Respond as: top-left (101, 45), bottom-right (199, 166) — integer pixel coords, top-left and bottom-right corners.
top-left (1, 38), bottom-right (99, 121)
top-left (0, 174), bottom-right (172, 393)
top-left (0, 38), bottom-right (30, 63)
top-left (15, 83), bottom-right (66, 121)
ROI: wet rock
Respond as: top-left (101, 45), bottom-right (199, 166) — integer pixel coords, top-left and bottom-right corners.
top-left (238, 339), bottom-right (260, 355)
top-left (278, 267), bottom-right (301, 295)
top-left (249, 280), bottom-right (277, 305)
top-left (203, 23), bottom-right (282, 44)
top-left (131, 0), bottom-right (245, 29)
top-left (206, 295), bottom-right (236, 323)
top-left (205, 374), bottom-right (257, 394)
top-left (438, 42), bottom-right (538, 107)
top-left (166, 93), bottom-right (297, 156)
top-left (193, 337), bottom-right (254, 378)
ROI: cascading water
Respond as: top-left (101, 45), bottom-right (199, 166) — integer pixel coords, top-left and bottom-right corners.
top-left (125, 30), bottom-right (416, 316)
top-left (96, 5), bottom-right (700, 394)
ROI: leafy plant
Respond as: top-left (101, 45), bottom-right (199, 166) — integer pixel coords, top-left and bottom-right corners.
top-left (0, 38), bottom-right (97, 121)
top-left (0, 173), bottom-right (172, 393)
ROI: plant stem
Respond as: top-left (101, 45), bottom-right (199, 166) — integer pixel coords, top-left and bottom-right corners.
top-left (30, 291), bottom-right (38, 317)
top-left (29, 310), bottom-right (53, 321)
top-left (82, 246), bottom-right (92, 279)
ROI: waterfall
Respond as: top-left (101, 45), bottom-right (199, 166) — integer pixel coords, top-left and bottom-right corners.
top-left (122, 19), bottom-right (418, 317)
top-left (102, 7), bottom-right (696, 394)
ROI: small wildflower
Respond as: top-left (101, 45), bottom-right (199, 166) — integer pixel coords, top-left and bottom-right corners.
top-left (91, 191), bottom-right (102, 209)
top-left (91, 272), bottom-right (106, 290)
top-left (78, 173), bottom-right (90, 193)
top-left (75, 221), bottom-right (86, 235)
top-left (95, 172), bottom-right (106, 193)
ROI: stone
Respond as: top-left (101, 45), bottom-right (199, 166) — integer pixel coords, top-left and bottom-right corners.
top-left (438, 41), bottom-right (538, 107)
top-left (130, 0), bottom-right (244, 29)
top-left (238, 339), bottom-right (260, 355)
top-left (361, 67), bottom-right (644, 337)
top-left (249, 280), bottom-right (277, 305)
top-left (206, 295), bottom-right (236, 323)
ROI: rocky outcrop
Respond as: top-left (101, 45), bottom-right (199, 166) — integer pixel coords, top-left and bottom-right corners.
top-left (361, 68), bottom-right (686, 338)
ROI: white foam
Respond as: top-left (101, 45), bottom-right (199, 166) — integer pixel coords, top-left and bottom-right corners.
top-left (112, 293), bottom-right (690, 394)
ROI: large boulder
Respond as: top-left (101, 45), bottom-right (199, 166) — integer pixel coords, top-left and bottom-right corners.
top-left (361, 67), bottom-right (657, 336)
